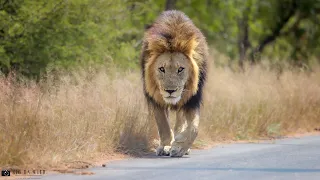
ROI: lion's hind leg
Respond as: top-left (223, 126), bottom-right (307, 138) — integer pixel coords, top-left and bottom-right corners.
top-left (170, 108), bottom-right (199, 157)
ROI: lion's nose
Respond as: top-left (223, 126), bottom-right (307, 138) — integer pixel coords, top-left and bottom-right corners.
top-left (165, 89), bottom-right (176, 94)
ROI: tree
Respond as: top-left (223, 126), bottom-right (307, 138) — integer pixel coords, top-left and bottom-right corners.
top-left (176, 0), bottom-right (320, 68)
top-left (165, 0), bottom-right (176, 10)
top-left (0, 0), bottom-right (157, 78)
top-left (1, 0), bottom-right (320, 78)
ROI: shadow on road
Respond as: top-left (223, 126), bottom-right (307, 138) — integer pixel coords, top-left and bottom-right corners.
top-left (138, 155), bottom-right (190, 159)
top-left (106, 166), bottom-right (320, 173)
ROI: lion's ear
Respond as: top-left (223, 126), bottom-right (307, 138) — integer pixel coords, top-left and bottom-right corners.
top-left (146, 35), bottom-right (169, 55)
top-left (169, 33), bottom-right (199, 59)
top-left (185, 36), bottom-right (199, 59)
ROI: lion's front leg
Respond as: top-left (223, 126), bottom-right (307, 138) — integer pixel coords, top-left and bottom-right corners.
top-left (153, 106), bottom-right (174, 156)
top-left (174, 110), bottom-right (187, 136)
top-left (174, 110), bottom-right (191, 155)
top-left (170, 108), bottom-right (199, 157)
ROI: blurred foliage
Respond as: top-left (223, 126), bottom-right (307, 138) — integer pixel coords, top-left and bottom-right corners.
top-left (0, 0), bottom-right (320, 78)
top-left (0, 0), bottom-right (160, 78)
top-left (178, 0), bottom-right (320, 68)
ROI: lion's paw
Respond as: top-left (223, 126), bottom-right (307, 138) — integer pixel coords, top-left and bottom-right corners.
top-left (156, 145), bottom-right (171, 156)
top-left (170, 144), bottom-right (190, 157)
top-left (185, 148), bottom-right (191, 155)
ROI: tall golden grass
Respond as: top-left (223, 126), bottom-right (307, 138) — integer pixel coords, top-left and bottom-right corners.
top-left (0, 61), bottom-right (320, 168)
top-left (202, 64), bottom-right (320, 141)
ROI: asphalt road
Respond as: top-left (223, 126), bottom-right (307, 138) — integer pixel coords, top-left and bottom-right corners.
top-left (40, 135), bottom-right (320, 180)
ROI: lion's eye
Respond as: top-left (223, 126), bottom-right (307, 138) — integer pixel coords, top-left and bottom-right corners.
top-left (178, 67), bottom-right (184, 73)
top-left (159, 67), bottom-right (165, 73)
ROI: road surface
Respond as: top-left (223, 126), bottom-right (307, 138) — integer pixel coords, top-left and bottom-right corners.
top-left (40, 135), bottom-right (320, 180)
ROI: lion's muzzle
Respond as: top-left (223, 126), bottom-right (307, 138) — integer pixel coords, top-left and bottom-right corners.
top-left (165, 89), bottom-right (177, 95)
top-left (161, 88), bottom-right (183, 104)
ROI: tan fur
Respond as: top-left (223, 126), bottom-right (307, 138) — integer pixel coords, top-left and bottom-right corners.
top-left (142, 10), bottom-right (208, 157)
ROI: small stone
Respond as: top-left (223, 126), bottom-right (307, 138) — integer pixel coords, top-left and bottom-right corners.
top-left (102, 164), bottom-right (106, 167)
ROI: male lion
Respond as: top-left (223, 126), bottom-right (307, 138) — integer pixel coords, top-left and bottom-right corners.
top-left (141, 10), bottom-right (208, 157)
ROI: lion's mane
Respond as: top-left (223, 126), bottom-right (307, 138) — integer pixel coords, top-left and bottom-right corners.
top-left (141, 10), bottom-right (208, 110)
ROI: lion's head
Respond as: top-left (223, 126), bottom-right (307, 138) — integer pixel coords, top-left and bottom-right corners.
top-left (154, 52), bottom-right (190, 104)
top-left (142, 10), bottom-right (208, 109)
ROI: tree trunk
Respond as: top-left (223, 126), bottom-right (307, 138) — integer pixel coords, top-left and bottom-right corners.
top-left (165, 0), bottom-right (176, 10)
top-left (238, 13), bottom-right (250, 71)
top-left (250, 1), bottom-right (297, 63)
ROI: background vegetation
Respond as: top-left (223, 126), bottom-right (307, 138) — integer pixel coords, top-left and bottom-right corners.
top-left (0, 0), bottom-right (320, 170)
top-left (1, 0), bottom-right (320, 77)
top-left (1, 60), bottom-right (319, 169)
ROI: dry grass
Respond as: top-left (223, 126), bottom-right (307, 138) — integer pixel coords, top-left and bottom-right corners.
top-left (0, 61), bottom-right (320, 168)
top-left (0, 70), bottom-right (153, 168)
top-left (201, 64), bottom-right (320, 142)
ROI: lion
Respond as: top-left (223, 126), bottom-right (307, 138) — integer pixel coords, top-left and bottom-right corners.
top-left (141, 10), bottom-right (208, 157)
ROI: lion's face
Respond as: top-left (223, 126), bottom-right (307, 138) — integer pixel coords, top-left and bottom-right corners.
top-left (154, 52), bottom-right (190, 105)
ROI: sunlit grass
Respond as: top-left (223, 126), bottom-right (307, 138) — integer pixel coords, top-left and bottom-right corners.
top-left (0, 60), bottom-right (319, 168)
top-left (201, 63), bottom-right (320, 141)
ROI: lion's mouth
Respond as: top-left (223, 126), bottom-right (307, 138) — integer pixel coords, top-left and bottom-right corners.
top-left (166, 96), bottom-right (176, 98)
top-left (163, 96), bottom-right (181, 104)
